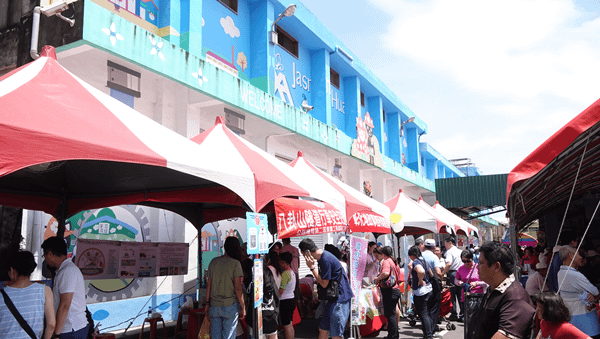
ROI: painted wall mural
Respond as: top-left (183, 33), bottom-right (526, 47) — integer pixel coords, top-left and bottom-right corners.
top-left (351, 112), bottom-right (383, 167)
top-left (91, 0), bottom-right (178, 38)
top-left (273, 53), bottom-right (295, 106)
top-left (202, 1), bottom-right (251, 82)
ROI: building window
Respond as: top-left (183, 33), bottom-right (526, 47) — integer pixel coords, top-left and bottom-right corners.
top-left (383, 109), bottom-right (386, 123)
top-left (276, 25), bottom-right (299, 58)
top-left (360, 92), bottom-right (365, 107)
top-left (330, 68), bottom-right (340, 89)
top-left (217, 0), bottom-right (238, 14)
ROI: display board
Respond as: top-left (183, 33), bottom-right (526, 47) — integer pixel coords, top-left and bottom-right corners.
top-left (76, 239), bottom-right (189, 279)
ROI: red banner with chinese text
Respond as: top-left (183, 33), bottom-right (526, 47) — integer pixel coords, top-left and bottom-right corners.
top-left (275, 197), bottom-right (347, 238)
top-left (348, 210), bottom-right (391, 234)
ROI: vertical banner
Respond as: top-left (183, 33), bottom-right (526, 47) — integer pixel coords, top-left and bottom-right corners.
top-left (253, 259), bottom-right (263, 307)
top-left (247, 212), bottom-right (269, 254)
top-left (349, 236), bottom-right (369, 325)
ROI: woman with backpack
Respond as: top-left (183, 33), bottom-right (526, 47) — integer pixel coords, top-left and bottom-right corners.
top-left (373, 246), bottom-right (402, 339)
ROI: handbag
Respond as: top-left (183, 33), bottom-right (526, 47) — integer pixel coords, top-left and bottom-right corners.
top-left (462, 266), bottom-right (476, 293)
top-left (1, 289), bottom-right (37, 339)
top-left (378, 259), bottom-right (397, 289)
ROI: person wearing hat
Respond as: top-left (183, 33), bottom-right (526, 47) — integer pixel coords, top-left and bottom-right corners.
top-left (422, 239), bottom-right (444, 329)
top-left (525, 261), bottom-right (549, 299)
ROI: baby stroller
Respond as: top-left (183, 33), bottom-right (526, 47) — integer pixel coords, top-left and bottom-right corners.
top-left (407, 287), bottom-right (456, 331)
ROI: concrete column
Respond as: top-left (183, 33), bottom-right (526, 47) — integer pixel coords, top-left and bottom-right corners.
top-left (367, 96), bottom-right (384, 156)
top-left (426, 159), bottom-right (436, 180)
top-left (405, 127), bottom-right (420, 172)
top-left (386, 111), bottom-right (399, 162)
top-left (310, 49), bottom-right (331, 125)
top-left (249, 0), bottom-right (273, 92)
top-left (180, 0), bottom-right (203, 56)
top-left (343, 76), bottom-right (360, 137)
top-left (159, 0), bottom-right (181, 46)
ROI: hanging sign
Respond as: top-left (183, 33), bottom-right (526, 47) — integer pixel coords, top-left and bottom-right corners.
top-left (274, 197), bottom-right (346, 238)
top-left (348, 210), bottom-right (391, 234)
top-left (246, 212), bottom-right (269, 254)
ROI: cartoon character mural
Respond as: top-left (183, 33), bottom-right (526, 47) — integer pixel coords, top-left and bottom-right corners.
top-left (351, 112), bottom-right (383, 168)
top-left (273, 53), bottom-right (295, 106)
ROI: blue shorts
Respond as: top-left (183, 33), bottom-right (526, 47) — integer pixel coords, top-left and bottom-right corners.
top-left (319, 299), bottom-right (350, 337)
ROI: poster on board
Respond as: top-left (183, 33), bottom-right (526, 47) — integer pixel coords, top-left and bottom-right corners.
top-left (246, 212), bottom-right (269, 254)
top-left (76, 239), bottom-right (189, 279)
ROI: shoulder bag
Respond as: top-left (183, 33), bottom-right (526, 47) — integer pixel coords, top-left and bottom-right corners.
top-left (1, 289), bottom-right (37, 339)
top-left (317, 265), bottom-right (340, 301)
top-left (378, 258), bottom-right (398, 289)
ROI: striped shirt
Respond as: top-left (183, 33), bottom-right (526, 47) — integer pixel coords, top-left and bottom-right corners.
top-left (0, 283), bottom-right (45, 339)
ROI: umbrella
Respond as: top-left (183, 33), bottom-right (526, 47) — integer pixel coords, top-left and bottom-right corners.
top-left (433, 201), bottom-right (478, 237)
top-left (0, 46), bottom-right (267, 228)
top-left (417, 198), bottom-right (455, 234)
top-left (502, 231), bottom-right (537, 247)
top-left (384, 190), bottom-right (440, 236)
top-left (290, 152), bottom-right (391, 234)
top-left (190, 119), bottom-right (346, 215)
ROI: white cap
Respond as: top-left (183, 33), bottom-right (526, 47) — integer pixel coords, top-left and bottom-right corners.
top-left (424, 239), bottom-right (436, 247)
top-left (536, 262), bottom-right (547, 269)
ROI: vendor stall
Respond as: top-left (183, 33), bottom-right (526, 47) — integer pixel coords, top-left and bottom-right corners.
top-left (384, 189), bottom-right (444, 236)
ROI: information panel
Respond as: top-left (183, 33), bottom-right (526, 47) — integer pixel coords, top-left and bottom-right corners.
top-left (76, 239), bottom-right (189, 279)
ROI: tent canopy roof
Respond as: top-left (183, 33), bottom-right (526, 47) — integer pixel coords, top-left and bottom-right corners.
top-left (508, 98), bottom-right (600, 228)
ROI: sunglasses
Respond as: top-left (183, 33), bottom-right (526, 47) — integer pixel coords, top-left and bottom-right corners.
top-left (462, 259), bottom-right (472, 263)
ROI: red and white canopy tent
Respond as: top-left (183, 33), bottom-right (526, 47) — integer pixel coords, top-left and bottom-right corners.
top-left (384, 190), bottom-right (442, 236)
top-left (417, 198), bottom-right (456, 235)
top-left (286, 152), bottom-right (391, 237)
top-left (433, 201), bottom-right (479, 238)
top-left (190, 118), bottom-right (346, 214)
top-left (190, 121), bottom-right (349, 237)
top-left (508, 98), bottom-right (600, 229)
top-left (0, 46), bottom-right (318, 230)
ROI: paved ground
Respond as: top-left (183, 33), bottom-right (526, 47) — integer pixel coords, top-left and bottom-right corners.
top-left (295, 317), bottom-right (466, 339)
top-left (115, 315), bottom-right (467, 339)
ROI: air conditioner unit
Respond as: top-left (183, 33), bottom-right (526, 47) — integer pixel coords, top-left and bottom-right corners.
top-left (225, 108), bottom-right (245, 135)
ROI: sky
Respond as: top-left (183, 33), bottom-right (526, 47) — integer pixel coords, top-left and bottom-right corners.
top-left (297, 0), bottom-right (600, 175)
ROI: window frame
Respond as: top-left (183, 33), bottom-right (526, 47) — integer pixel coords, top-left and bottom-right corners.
top-left (275, 25), bottom-right (299, 58)
top-left (360, 92), bottom-right (365, 107)
top-left (217, 0), bottom-right (238, 14)
top-left (330, 68), bottom-right (340, 89)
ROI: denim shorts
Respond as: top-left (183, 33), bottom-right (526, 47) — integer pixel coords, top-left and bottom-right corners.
top-left (319, 299), bottom-right (350, 337)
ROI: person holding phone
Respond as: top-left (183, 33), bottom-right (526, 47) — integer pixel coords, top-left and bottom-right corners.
top-left (298, 239), bottom-right (351, 339)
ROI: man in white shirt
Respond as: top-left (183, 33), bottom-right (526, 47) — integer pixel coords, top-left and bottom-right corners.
top-left (444, 236), bottom-right (463, 321)
top-left (42, 237), bottom-right (89, 339)
top-left (525, 262), bottom-right (549, 298)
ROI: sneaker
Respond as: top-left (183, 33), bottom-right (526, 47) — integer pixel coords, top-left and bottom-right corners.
top-left (433, 333), bottom-right (444, 338)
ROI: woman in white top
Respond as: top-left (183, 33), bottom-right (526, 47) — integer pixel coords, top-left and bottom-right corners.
top-left (0, 251), bottom-right (56, 339)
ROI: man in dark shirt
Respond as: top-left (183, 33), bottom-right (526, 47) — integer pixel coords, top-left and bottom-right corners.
top-left (474, 241), bottom-right (535, 339)
top-left (299, 238), bottom-right (352, 339)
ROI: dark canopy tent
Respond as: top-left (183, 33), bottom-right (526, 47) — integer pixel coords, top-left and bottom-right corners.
top-left (507, 98), bottom-right (600, 246)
